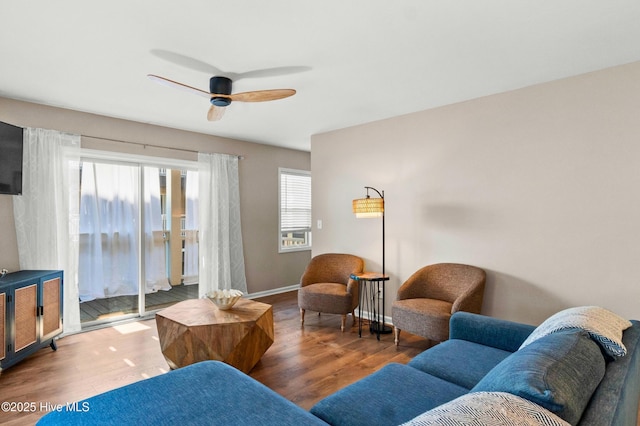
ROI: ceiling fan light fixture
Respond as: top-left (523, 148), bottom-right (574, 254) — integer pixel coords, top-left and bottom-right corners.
top-left (211, 97), bottom-right (232, 107)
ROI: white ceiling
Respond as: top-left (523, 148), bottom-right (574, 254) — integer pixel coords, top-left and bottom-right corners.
top-left (1, 1), bottom-right (639, 152)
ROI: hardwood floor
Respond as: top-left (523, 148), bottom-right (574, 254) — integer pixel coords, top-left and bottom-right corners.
top-left (0, 291), bottom-right (432, 425)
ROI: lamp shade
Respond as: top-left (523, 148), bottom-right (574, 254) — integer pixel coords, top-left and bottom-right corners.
top-left (352, 197), bottom-right (384, 218)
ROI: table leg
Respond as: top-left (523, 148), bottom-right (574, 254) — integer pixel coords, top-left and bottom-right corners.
top-left (358, 281), bottom-right (363, 337)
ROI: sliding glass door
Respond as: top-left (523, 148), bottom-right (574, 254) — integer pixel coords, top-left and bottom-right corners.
top-left (78, 154), bottom-right (199, 326)
top-left (79, 161), bottom-right (141, 320)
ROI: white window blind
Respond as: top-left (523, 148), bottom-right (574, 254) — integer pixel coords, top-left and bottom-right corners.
top-left (279, 168), bottom-right (311, 251)
top-left (280, 169), bottom-right (311, 232)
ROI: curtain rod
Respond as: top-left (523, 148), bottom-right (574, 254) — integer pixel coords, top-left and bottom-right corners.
top-left (81, 134), bottom-right (245, 159)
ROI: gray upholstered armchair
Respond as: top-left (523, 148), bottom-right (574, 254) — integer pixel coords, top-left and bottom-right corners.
top-left (298, 253), bottom-right (365, 331)
top-left (392, 263), bottom-right (486, 345)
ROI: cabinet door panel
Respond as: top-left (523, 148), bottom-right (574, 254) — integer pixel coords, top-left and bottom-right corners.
top-left (15, 284), bottom-right (38, 352)
top-left (42, 277), bottom-right (62, 338)
top-left (0, 292), bottom-right (5, 361)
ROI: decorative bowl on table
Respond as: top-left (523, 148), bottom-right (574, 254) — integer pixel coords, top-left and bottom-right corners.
top-left (205, 289), bottom-right (243, 310)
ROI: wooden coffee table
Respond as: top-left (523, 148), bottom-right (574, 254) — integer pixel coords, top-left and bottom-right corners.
top-left (155, 298), bottom-right (274, 373)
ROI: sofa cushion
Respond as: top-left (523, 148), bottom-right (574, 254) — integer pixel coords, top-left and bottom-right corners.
top-left (400, 392), bottom-right (570, 426)
top-left (408, 339), bottom-right (512, 389)
top-left (472, 329), bottom-right (605, 425)
top-left (37, 361), bottom-right (327, 426)
top-left (449, 311), bottom-right (536, 352)
top-left (520, 305), bottom-right (632, 358)
top-left (310, 363), bottom-right (468, 426)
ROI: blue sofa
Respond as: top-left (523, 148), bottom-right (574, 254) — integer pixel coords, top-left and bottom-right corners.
top-left (312, 312), bottom-right (640, 425)
top-left (38, 312), bottom-right (640, 425)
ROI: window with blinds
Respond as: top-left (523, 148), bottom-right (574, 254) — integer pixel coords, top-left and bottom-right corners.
top-left (279, 168), bottom-right (311, 252)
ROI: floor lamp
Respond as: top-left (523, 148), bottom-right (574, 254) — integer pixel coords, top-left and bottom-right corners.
top-left (352, 186), bottom-right (391, 336)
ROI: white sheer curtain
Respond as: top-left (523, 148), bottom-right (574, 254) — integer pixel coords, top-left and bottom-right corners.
top-left (13, 128), bottom-right (82, 334)
top-left (198, 153), bottom-right (247, 296)
top-left (78, 162), bottom-right (139, 301)
top-left (78, 163), bottom-right (171, 301)
top-left (183, 170), bottom-right (199, 285)
top-left (143, 166), bottom-right (171, 292)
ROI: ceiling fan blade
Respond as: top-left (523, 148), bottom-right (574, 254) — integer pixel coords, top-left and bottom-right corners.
top-left (228, 89), bottom-right (296, 103)
top-left (207, 105), bottom-right (226, 121)
top-left (147, 74), bottom-right (211, 98)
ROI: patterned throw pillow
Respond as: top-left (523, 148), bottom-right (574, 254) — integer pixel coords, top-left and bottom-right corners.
top-left (400, 392), bottom-right (570, 426)
top-left (519, 306), bottom-right (632, 357)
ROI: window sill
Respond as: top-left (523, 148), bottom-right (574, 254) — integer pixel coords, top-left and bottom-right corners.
top-left (279, 246), bottom-right (312, 254)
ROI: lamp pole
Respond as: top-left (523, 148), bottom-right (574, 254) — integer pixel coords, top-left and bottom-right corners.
top-left (364, 186), bottom-right (384, 277)
top-left (362, 186), bottom-right (391, 336)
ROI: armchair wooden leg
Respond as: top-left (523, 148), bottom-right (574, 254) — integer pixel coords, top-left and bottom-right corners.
top-left (300, 309), bottom-right (305, 327)
top-left (341, 315), bottom-right (346, 332)
top-left (394, 327), bottom-right (400, 346)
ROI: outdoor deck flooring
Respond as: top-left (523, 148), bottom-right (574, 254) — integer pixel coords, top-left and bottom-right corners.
top-left (79, 283), bottom-right (199, 322)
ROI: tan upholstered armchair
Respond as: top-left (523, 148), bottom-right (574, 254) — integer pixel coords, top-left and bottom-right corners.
top-left (392, 263), bottom-right (486, 345)
top-left (298, 253), bottom-right (365, 331)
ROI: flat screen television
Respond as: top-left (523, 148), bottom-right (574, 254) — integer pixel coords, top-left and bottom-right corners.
top-left (0, 121), bottom-right (24, 195)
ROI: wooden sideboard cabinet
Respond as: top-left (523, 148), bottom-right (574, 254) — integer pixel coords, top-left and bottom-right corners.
top-left (0, 270), bottom-right (63, 370)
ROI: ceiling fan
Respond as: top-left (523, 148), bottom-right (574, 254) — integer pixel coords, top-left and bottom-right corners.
top-left (147, 74), bottom-right (296, 121)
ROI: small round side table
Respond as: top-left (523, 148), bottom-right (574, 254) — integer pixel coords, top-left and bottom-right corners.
top-left (350, 272), bottom-right (392, 340)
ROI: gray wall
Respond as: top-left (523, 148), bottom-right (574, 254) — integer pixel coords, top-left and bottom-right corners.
top-left (0, 97), bottom-right (311, 294)
top-left (311, 61), bottom-right (640, 325)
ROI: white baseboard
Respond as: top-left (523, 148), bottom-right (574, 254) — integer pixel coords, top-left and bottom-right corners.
top-left (246, 284), bottom-right (394, 327)
top-left (245, 284), bottom-right (300, 300)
